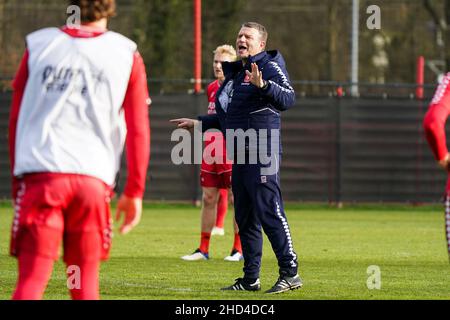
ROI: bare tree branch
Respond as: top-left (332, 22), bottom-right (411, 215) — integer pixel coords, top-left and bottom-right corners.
top-left (445, 0), bottom-right (450, 27)
top-left (424, 0), bottom-right (448, 31)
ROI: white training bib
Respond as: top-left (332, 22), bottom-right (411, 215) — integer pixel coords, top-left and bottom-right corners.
top-left (14, 27), bottom-right (137, 186)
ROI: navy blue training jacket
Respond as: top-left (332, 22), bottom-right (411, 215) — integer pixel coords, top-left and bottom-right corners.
top-left (198, 50), bottom-right (296, 156)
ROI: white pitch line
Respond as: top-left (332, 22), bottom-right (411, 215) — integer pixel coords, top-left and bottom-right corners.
top-left (118, 281), bottom-right (192, 292)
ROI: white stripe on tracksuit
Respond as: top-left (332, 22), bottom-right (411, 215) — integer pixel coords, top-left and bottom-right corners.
top-left (268, 61), bottom-right (295, 94)
top-left (445, 196), bottom-right (450, 258)
top-left (275, 201), bottom-right (297, 268)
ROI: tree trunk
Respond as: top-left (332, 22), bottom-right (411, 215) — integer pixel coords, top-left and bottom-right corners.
top-left (445, 0), bottom-right (450, 70)
top-left (327, 0), bottom-right (339, 80)
top-left (0, 0), bottom-right (4, 61)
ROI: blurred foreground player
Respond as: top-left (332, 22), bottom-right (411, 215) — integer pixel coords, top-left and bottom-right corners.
top-left (8, 0), bottom-right (150, 299)
top-left (181, 45), bottom-right (242, 262)
top-left (423, 74), bottom-right (450, 261)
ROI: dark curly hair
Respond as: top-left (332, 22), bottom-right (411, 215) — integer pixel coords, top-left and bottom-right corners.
top-left (69, 0), bottom-right (116, 22)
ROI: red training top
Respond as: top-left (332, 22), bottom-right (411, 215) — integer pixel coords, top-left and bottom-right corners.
top-left (423, 73), bottom-right (450, 191)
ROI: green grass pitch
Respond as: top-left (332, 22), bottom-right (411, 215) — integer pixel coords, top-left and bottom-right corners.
top-left (0, 202), bottom-right (449, 300)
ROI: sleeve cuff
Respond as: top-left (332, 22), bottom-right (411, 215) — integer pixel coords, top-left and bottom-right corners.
top-left (259, 80), bottom-right (271, 94)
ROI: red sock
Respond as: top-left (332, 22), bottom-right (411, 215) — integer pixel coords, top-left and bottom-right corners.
top-left (12, 252), bottom-right (54, 300)
top-left (66, 260), bottom-right (100, 300)
top-left (215, 189), bottom-right (228, 228)
top-left (199, 232), bottom-right (211, 254)
top-left (233, 233), bottom-right (242, 253)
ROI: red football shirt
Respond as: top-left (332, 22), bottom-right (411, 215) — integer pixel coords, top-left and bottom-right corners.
top-left (201, 80), bottom-right (232, 173)
top-left (423, 73), bottom-right (450, 191)
top-left (207, 80), bottom-right (220, 114)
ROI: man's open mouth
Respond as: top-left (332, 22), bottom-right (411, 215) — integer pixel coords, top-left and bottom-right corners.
top-left (238, 45), bottom-right (248, 53)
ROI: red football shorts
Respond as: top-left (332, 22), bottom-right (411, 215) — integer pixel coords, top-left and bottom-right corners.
top-left (201, 131), bottom-right (232, 189)
top-left (10, 173), bottom-right (113, 263)
top-left (200, 170), bottom-right (232, 189)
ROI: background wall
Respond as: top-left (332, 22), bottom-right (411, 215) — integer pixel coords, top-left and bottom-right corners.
top-left (1, 92), bottom-right (445, 203)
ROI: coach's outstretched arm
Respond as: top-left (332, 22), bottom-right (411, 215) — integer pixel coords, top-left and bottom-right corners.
top-left (116, 52), bottom-right (151, 235)
top-left (171, 113), bottom-right (222, 132)
top-left (170, 118), bottom-right (199, 130)
top-left (197, 114), bottom-right (222, 131)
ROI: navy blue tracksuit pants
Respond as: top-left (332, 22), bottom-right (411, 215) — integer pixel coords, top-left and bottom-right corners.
top-left (232, 160), bottom-right (298, 279)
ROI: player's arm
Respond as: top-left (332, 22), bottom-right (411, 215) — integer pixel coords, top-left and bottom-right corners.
top-left (8, 50), bottom-right (29, 199)
top-left (116, 51), bottom-right (151, 235)
top-left (247, 62), bottom-right (296, 111)
top-left (423, 102), bottom-right (450, 170)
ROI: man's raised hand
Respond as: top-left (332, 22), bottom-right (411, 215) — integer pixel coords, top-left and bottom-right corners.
top-left (245, 62), bottom-right (265, 88)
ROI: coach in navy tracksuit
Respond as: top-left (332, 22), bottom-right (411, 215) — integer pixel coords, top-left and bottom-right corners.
top-left (172, 22), bottom-right (302, 294)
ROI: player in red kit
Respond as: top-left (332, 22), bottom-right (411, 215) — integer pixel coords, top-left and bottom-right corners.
top-left (423, 73), bottom-right (450, 261)
top-left (207, 76), bottom-right (229, 236)
top-left (8, 0), bottom-right (150, 299)
top-left (181, 45), bottom-right (242, 262)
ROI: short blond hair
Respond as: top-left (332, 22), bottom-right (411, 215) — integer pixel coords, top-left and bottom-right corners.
top-left (213, 44), bottom-right (237, 62)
